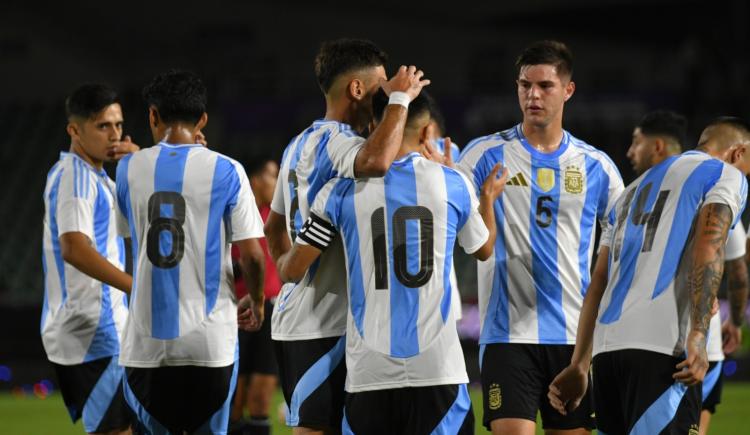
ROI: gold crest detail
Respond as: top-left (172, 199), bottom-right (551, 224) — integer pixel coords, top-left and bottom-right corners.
top-left (536, 168), bottom-right (555, 192)
top-left (488, 383), bottom-right (502, 410)
top-left (564, 166), bottom-right (584, 194)
top-left (688, 425), bottom-right (699, 435)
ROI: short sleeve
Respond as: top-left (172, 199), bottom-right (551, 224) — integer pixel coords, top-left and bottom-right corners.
top-left (725, 221), bottom-right (746, 261)
top-left (704, 164), bottom-right (747, 228)
top-left (270, 165), bottom-right (286, 215)
top-left (326, 134), bottom-right (365, 179)
top-left (229, 161), bottom-right (265, 242)
top-left (456, 174), bottom-right (490, 254)
top-left (56, 160), bottom-right (96, 241)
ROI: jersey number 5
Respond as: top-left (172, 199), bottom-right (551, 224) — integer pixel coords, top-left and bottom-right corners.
top-left (146, 192), bottom-right (186, 268)
top-left (371, 206), bottom-right (434, 289)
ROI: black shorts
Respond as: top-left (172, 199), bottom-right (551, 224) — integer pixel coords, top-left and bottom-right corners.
top-left (274, 335), bottom-right (346, 429)
top-left (52, 356), bottom-right (133, 433)
top-left (702, 361), bottom-right (724, 414)
top-left (592, 349), bottom-right (701, 435)
top-left (238, 300), bottom-right (278, 376)
top-left (343, 384), bottom-right (474, 435)
top-left (124, 362), bottom-right (237, 434)
top-left (479, 343), bottom-right (594, 431)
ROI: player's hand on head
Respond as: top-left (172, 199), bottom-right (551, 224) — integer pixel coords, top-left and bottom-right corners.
top-left (111, 135), bottom-right (140, 160)
top-left (480, 163), bottom-right (509, 201)
top-left (674, 330), bottom-right (709, 386)
top-left (380, 65), bottom-right (430, 101)
top-left (547, 364), bottom-right (588, 415)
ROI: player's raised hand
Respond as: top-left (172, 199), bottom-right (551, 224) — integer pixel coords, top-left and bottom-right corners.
top-left (237, 295), bottom-right (264, 332)
top-left (548, 364), bottom-right (588, 415)
top-left (674, 330), bottom-right (709, 386)
top-left (380, 65), bottom-right (430, 101)
top-left (111, 135), bottom-right (140, 160)
top-left (443, 137), bottom-right (454, 168)
top-left (480, 163), bottom-right (508, 201)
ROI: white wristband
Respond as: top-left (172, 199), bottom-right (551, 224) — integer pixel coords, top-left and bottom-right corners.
top-left (388, 91), bottom-right (411, 109)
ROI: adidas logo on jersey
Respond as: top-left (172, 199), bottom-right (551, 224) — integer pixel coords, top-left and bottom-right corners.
top-left (507, 172), bottom-right (529, 187)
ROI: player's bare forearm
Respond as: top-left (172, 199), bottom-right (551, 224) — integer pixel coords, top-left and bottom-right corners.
top-left (726, 257), bottom-right (748, 326)
top-left (235, 238), bottom-right (266, 304)
top-left (353, 105), bottom-right (408, 177)
top-left (687, 203), bottom-right (732, 336)
top-left (264, 210), bottom-right (291, 263)
top-left (277, 243), bottom-right (322, 283)
top-left (59, 232), bottom-right (132, 294)
top-left (474, 195), bottom-right (496, 261)
top-left (571, 246), bottom-right (610, 369)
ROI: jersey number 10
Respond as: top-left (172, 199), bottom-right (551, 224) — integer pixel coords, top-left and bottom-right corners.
top-left (371, 206), bottom-right (435, 289)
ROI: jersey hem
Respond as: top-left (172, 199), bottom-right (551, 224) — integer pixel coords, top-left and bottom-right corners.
top-left (118, 358), bottom-right (236, 368)
top-left (345, 376), bottom-right (469, 393)
top-left (46, 353), bottom-right (118, 366)
top-left (478, 338), bottom-right (576, 346)
top-left (271, 330), bottom-right (347, 341)
top-left (592, 342), bottom-right (683, 358)
top-left (231, 230), bottom-right (265, 242)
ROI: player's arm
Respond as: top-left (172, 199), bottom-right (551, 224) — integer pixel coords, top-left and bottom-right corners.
top-left (674, 202), bottom-right (732, 386)
top-left (353, 66), bottom-right (430, 177)
top-left (59, 232), bottom-right (132, 294)
top-left (472, 163), bottom-right (508, 260)
top-left (235, 237), bottom-right (266, 332)
top-left (264, 210), bottom-right (291, 263)
top-left (722, 257), bottom-right (748, 354)
top-left (548, 246), bottom-right (609, 415)
top-left (276, 212), bottom-right (335, 282)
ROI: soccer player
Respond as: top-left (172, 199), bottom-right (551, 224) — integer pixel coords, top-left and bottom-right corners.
top-left (548, 117), bottom-right (750, 434)
top-left (41, 83), bottom-right (139, 435)
top-left (230, 156), bottom-right (282, 435)
top-left (115, 70), bottom-right (266, 434)
top-left (276, 89), bottom-right (507, 435)
top-left (624, 110), bottom-right (750, 434)
top-left (456, 40), bottom-right (624, 434)
top-left (264, 38), bottom-right (429, 434)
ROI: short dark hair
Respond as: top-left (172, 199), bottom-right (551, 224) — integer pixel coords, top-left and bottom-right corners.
top-left (515, 40), bottom-right (573, 79)
top-left (142, 69), bottom-right (207, 124)
top-left (637, 110), bottom-right (688, 146)
top-left (426, 95), bottom-right (446, 136)
top-left (314, 38), bottom-right (388, 94)
top-left (65, 84), bottom-right (119, 120)
top-left (372, 89), bottom-right (431, 128)
top-left (705, 116), bottom-right (750, 135)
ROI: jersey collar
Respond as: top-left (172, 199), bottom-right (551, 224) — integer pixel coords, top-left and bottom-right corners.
top-left (61, 151), bottom-right (108, 177)
top-left (515, 124), bottom-right (570, 160)
top-left (157, 141), bottom-right (203, 149)
top-left (392, 152), bottom-right (422, 166)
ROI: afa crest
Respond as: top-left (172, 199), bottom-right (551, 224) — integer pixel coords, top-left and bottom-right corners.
top-left (536, 168), bottom-right (555, 192)
top-left (564, 166), bottom-right (584, 194)
top-left (488, 383), bottom-right (502, 410)
top-left (688, 425), bottom-right (699, 435)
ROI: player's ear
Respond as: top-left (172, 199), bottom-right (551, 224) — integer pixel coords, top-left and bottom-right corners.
top-left (653, 138), bottom-right (666, 156)
top-left (731, 145), bottom-right (746, 165)
top-left (196, 112), bottom-right (208, 131)
top-left (564, 80), bottom-right (575, 102)
top-left (148, 106), bottom-right (159, 128)
top-left (348, 78), bottom-right (365, 101)
top-left (66, 121), bottom-right (80, 141)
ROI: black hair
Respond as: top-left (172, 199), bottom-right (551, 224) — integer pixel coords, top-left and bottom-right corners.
top-left (314, 38), bottom-right (388, 94)
top-left (426, 94), bottom-right (446, 136)
top-left (637, 110), bottom-right (688, 146)
top-left (705, 116), bottom-right (750, 135)
top-left (245, 154), bottom-right (276, 178)
top-left (142, 69), bottom-right (207, 124)
top-left (372, 89), bottom-right (431, 128)
top-left (515, 40), bottom-right (574, 79)
top-left (65, 84), bottom-right (119, 120)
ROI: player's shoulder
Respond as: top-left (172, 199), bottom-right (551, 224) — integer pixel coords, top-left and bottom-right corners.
top-left (566, 132), bottom-right (620, 173)
top-left (459, 127), bottom-right (519, 164)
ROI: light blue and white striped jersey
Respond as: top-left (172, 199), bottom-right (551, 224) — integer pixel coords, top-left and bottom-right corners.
top-left (457, 124), bottom-right (624, 345)
top-left (304, 153), bottom-right (488, 392)
top-left (41, 152), bottom-right (128, 365)
top-left (270, 120), bottom-right (363, 340)
top-left (115, 142), bottom-right (264, 368)
top-left (594, 151), bottom-right (747, 358)
top-left (432, 137), bottom-right (460, 162)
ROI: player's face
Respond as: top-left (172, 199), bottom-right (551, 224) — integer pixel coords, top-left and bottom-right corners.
top-left (251, 161), bottom-right (279, 206)
top-left (627, 127), bottom-right (656, 175)
top-left (70, 103), bottom-right (124, 164)
top-left (517, 64), bottom-right (573, 128)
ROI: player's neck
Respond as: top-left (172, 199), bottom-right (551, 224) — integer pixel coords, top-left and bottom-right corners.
top-left (521, 121), bottom-right (564, 153)
top-left (396, 139), bottom-right (421, 160)
top-left (69, 142), bottom-right (103, 170)
top-left (157, 124), bottom-right (198, 145)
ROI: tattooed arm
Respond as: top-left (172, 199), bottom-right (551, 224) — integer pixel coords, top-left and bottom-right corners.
top-left (674, 203), bottom-right (732, 386)
top-left (722, 257), bottom-right (749, 354)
